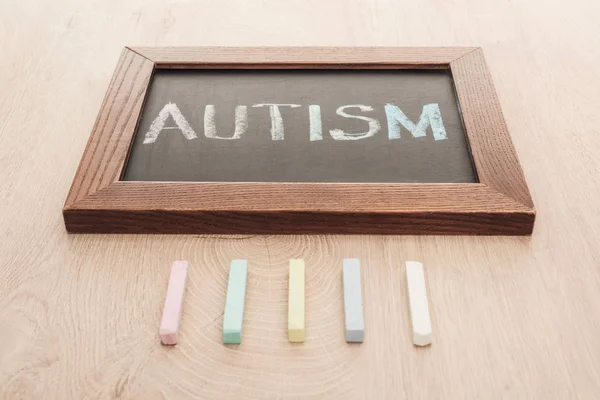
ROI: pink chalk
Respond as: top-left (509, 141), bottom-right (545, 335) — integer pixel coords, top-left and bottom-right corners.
top-left (159, 261), bottom-right (189, 345)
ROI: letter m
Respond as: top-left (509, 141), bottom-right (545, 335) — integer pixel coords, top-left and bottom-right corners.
top-left (385, 103), bottom-right (447, 141)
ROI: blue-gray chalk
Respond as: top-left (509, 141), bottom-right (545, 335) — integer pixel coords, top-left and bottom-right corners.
top-left (342, 258), bottom-right (364, 343)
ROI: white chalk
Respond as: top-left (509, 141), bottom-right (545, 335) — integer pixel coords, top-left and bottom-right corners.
top-left (252, 103), bottom-right (301, 140)
top-left (406, 261), bottom-right (432, 346)
top-left (204, 105), bottom-right (248, 139)
top-left (288, 259), bottom-right (305, 342)
top-left (329, 104), bottom-right (381, 140)
top-left (143, 102), bottom-right (197, 144)
top-left (309, 105), bottom-right (323, 141)
top-left (342, 258), bottom-right (364, 342)
top-left (159, 261), bottom-right (189, 345)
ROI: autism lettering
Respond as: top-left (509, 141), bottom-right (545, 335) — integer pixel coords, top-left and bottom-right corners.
top-left (143, 103), bottom-right (447, 144)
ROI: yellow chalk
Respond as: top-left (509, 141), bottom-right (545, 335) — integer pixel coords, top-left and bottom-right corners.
top-left (288, 259), bottom-right (305, 342)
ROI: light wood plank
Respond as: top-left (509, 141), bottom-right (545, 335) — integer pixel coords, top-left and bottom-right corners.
top-left (1, 0), bottom-right (600, 398)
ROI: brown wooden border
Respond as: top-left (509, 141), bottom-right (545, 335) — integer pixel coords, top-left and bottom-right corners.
top-left (63, 47), bottom-right (535, 235)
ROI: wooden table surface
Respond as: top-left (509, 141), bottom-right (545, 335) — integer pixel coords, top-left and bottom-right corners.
top-left (2, 0), bottom-right (600, 399)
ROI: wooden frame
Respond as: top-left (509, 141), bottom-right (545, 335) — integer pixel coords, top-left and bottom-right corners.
top-left (63, 47), bottom-right (535, 235)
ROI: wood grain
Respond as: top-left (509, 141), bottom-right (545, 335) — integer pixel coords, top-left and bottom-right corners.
top-left (450, 49), bottom-right (534, 208)
top-left (63, 182), bottom-right (534, 234)
top-left (63, 47), bottom-right (534, 235)
top-left (131, 46), bottom-right (477, 68)
top-left (69, 182), bottom-right (530, 212)
top-left (64, 48), bottom-right (154, 206)
top-left (2, 0), bottom-right (600, 398)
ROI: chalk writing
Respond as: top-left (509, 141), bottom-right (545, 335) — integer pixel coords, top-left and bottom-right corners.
top-left (143, 102), bottom-right (197, 144)
top-left (329, 104), bottom-right (381, 141)
top-left (143, 103), bottom-right (448, 143)
top-left (386, 103), bottom-right (447, 141)
top-left (205, 105), bottom-right (248, 139)
top-left (252, 104), bottom-right (301, 140)
top-left (309, 105), bottom-right (323, 141)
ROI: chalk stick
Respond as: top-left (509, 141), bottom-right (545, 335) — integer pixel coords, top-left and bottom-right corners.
top-left (159, 261), bottom-right (189, 345)
top-left (406, 261), bottom-right (432, 346)
top-left (223, 259), bottom-right (248, 344)
top-left (288, 259), bottom-right (305, 342)
top-left (342, 258), bottom-right (364, 343)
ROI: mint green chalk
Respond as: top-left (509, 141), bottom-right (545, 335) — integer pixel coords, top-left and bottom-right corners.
top-left (223, 259), bottom-right (248, 344)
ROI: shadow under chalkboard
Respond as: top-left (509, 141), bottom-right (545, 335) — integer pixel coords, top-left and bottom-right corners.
top-left (122, 69), bottom-right (477, 184)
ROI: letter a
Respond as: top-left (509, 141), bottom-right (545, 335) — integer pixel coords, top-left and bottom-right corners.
top-left (143, 102), bottom-right (197, 144)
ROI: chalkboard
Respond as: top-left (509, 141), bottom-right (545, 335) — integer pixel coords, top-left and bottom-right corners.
top-left (122, 69), bottom-right (477, 183)
top-left (64, 47), bottom-right (535, 235)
